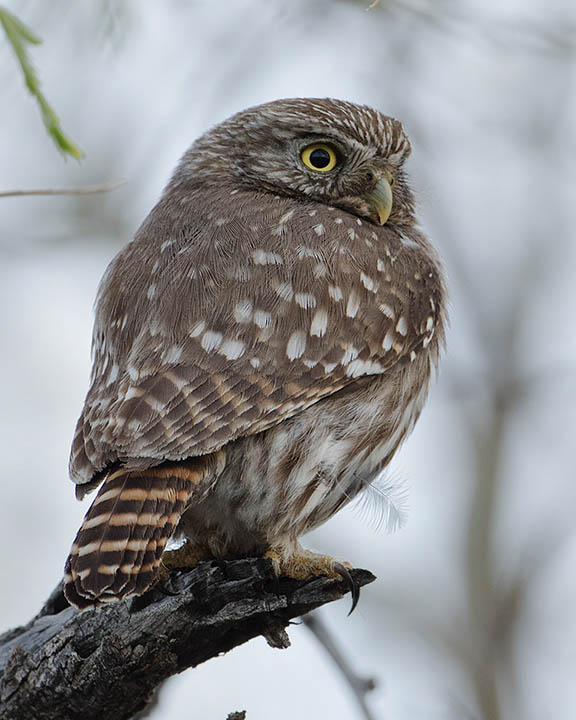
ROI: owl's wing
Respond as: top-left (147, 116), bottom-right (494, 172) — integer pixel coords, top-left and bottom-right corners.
top-left (70, 194), bottom-right (443, 488)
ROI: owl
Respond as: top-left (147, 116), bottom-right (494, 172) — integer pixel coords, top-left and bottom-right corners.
top-left (64, 98), bottom-right (446, 609)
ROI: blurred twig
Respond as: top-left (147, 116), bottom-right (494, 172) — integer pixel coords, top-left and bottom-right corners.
top-left (303, 613), bottom-right (378, 720)
top-left (353, 0), bottom-right (576, 54)
top-left (0, 6), bottom-right (83, 159)
top-left (0, 179), bottom-right (125, 198)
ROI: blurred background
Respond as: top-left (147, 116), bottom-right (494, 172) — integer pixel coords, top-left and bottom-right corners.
top-left (1, 1), bottom-right (575, 718)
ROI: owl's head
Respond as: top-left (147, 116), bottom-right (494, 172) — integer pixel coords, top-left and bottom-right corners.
top-left (174, 98), bottom-right (415, 227)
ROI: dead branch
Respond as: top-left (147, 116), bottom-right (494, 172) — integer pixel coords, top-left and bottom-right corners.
top-left (0, 559), bottom-right (374, 720)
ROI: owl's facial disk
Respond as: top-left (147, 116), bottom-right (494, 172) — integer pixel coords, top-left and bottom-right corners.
top-left (178, 98), bottom-right (414, 226)
top-left (289, 138), bottom-right (392, 225)
top-left (228, 131), bottom-right (399, 226)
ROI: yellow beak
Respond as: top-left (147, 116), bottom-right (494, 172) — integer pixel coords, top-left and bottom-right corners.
top-left (364, 177), bottom-right (393, 225)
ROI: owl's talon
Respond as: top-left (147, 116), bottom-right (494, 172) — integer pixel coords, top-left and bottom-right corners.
top-left (264, 545), bottom-right (359, 611)
top-left (333, 561), bottom-right (360, 615)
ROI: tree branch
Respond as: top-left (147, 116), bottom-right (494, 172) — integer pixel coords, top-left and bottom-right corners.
top-left (0, 179), bottom-right (125, 198)
top-left (303, 613), bottom-right (378, 720)
top-left (0, 558), bottom-right (375, 720)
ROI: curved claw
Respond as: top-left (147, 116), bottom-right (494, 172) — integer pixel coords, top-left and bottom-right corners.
top-left (268, 563), bottom-right (282, 598)
top-left (333, 562), bottom-right (360, 615)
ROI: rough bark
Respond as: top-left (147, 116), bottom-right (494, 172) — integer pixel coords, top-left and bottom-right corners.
top-left (0, 559), bottom-right (374, 720)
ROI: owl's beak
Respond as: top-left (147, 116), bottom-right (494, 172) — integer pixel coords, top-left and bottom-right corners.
top-left (364, 177), bottom-right (393, 225)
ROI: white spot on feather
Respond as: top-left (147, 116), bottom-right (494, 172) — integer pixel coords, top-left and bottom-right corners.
top-left (218, 339), bottom-right (245, 360)
top-left (125, 385), bottom-right (144, 400)
top-left (201, 331), bottom-right (223, 352)
top-left (296, 245), bottom-right (322, 260)
top-left (379, 304), bottom-right (395, 319)
top-left (341, 344), bottom-right (359, 364)
top-left (234, 300), bottom-right (253, 323)
top-left (163, 345), bottom-right (182, 364)
top-left (360, 272), bottom-right (377, 292)
top-left (253, 249), bottom-right (283, 265)
top-left (106, 363), bottom-right (119, 386)
top-left (295, 293), bottom-right (317, 309)
top-left (146, 284), bottom-right (156, 300)
top-left (287, 331), bottom-right (306, 360)
top-left (346, 291), bottom-right (360, 318)
top-left (399, 233), bottom-right (421, 249)
top-left (254, 310), bottom-right (272, 328)
top-left (345, 359), bottom-right (385, 378)
top-left (396, 316), bottom-right (408, 336)
top-left (382, 331), bottom-right (394, 351)
top-left (190, 320), bottom-right (206, 337)
top-left (275, 282), bottom-right (293, 301)
top-left (313, 223), bottom-right (325, 236)
top-left (329, 285), bottom-right (344, 302)
top-left (310, 309), bottom-right (328, 337)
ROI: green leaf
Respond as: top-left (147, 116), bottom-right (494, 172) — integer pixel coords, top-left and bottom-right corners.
top-left (0, 6), bottom-right (84, 159)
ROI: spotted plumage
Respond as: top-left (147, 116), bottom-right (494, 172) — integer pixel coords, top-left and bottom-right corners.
top-left (64, 98), bottom-right (446, 608)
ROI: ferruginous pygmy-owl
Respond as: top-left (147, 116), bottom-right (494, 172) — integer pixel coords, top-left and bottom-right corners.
top-left (64, 98), bottom-right (446, 609)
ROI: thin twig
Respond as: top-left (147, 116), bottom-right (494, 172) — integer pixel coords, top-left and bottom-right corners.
top-left (0, 178), bottom-right (125, 198)
top-left (303, 613), bottom-right (378, 720)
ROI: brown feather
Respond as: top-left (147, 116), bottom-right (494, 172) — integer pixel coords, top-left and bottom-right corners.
top-left (64, 458), bottom-right (209, 607)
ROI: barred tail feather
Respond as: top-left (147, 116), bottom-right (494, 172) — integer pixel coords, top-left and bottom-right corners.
top-left (64, 458), bottom-right (206, 609)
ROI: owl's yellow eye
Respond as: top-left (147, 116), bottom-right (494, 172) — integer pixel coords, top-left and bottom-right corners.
top-left (300, 143), bottom-right (338, 172)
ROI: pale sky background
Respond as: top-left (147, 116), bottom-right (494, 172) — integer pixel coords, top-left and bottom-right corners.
top-left (1, 2), bottom-right (575, 719)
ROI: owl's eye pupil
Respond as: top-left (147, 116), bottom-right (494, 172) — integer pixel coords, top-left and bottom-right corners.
top-left (308, 148), bottom-right (331, 169)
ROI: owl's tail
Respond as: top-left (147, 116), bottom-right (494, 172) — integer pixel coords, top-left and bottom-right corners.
top-left (64, 458), bottom-right (209, 609)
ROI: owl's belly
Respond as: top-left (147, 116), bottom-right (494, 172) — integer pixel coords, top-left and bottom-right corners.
top-left (179, 356), bottom-right (432, 556)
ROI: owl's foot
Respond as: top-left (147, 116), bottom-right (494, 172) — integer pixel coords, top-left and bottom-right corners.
top-left (264, 545), bottom-right (360, 614)
top-left (161, 540), bottom-right (211, 571)
top-left (155, 540), bottom-right (210, 595)
top-left (154, 541), bottom-right (213, 593)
